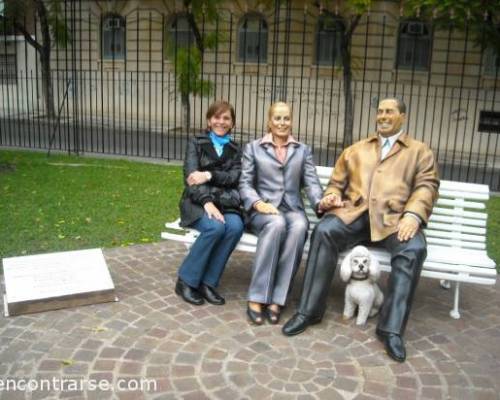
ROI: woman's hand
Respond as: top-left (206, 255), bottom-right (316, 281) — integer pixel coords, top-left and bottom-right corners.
top-left (318, 194), bottom-right (344, 212)
top-left (187, 170), bottom-right (211, 186)
top-left (254, 201), bottom-right (280, 215)
top-left (204, 202), bottom-right (225, 223)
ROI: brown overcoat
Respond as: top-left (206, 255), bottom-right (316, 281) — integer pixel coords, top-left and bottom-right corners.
top-left (324, 133), bottom-right (440, 241)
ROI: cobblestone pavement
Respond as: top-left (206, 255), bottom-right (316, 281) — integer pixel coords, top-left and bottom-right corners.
top-left (1, 241), bottom-right (499, 400)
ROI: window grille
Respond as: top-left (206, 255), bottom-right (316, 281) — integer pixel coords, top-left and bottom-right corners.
top-left (101, 14), bottom-right (126, 60)
top-left (238, 14), bottom-right (268, 63)
top-left (315, 14), bottom-right (344, 66)
top-left (396, 21), bottom-right (432, 70)
top-left (168, 15), bottom-right (195, 49)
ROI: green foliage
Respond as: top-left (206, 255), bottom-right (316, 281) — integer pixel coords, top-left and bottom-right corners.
top-left (169, 45), bottom-right (213, 99)
top-left (403, 0), bottom-right (500, 53)
top-left (2, 0), bottom-right (70, 48)
top-left (343, 0), bottom-right (371, 15)
top-left (203, 31), bottom-right (222, 50)
top-left (165, 1), bottom-right (225, 105)
top-left (0, 150), bottom-right (183, 260)
top-left (46, 0), bottom-right (71, 48)
top-left (188, 0), bottom-right (226, 22)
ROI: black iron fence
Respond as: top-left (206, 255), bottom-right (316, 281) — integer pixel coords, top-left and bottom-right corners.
top-left (0, 1), bottom-right (499, 190)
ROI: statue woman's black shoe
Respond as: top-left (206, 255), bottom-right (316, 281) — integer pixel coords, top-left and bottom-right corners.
top-left (265, 305), bottom-right (281, 324)
top-left (247, 303), bottom-right (264, 325)
top-left (175, 278), bottom-right (204, 306)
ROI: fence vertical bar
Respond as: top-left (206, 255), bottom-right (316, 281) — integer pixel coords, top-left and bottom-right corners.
top-left (435, 22), bottom-right (453, 171)
top-left (213, 14), bottom-right (219, 101)
top-left (34, 9), bottom-right (41, 148)
top-left (483, 64), bottom-right (499, 187)
top-left (227, 13), bottom-right (233, 104)
top-left (147, 12), bottom-right (151, 157)
top-left (136, 10), bottom-right (140, 157)
top-left (359, 13), bottom-right (369, 143)
top-left (3, 16), bottom-right (13, 145)
top-left (270, 0), bottom-right (280, 102)
top-left (449, 20), bottom-right (470, 181)
top-left (87, 11), bottom-right (94, 153)
top-left (465, 21), bottom-right (487, 184)
top-left (23, 14), bottom-right (32, 149)
top-left (160, 13), bottom-right (165, 160)
top-left (282, 0), bottom-right (291, 100)
top-left (297, 6), bottom-right (306, 142)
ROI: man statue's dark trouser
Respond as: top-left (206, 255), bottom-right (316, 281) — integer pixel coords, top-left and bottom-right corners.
top-left (298, 213), bottom-right (426, 335)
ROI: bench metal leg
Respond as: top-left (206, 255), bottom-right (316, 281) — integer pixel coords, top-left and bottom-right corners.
top-left (440, 279), bottom-right (451, 289)
top-left (450, 282), bottom-right (461, 319)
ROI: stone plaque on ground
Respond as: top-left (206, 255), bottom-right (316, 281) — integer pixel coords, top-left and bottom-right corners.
top-left (2, 248), bottom-right (118, 316)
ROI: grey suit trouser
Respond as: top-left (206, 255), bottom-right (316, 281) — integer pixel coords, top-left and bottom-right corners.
top-left (248, 210), bottom-right (309, 306)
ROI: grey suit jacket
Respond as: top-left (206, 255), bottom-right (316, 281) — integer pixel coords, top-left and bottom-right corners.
top-left (239, 138), bottom-right (323, 215)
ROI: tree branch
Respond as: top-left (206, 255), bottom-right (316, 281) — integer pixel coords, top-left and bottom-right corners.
top-left (186, 12), bottom-right (204, 54)
top-left (14, 20), bottom-right (43, 52)
top-left (347, 14), bottom-right (362, 39)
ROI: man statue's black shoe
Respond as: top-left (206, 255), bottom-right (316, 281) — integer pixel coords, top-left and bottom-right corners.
top-left (175, 278), bottom-right (204, 305)
top-left (199, 284), bottom-right (225, 305)
top-left (282, 313), bottom-right (321, 336)
top-left (376, 330), bottom-right (406, 362)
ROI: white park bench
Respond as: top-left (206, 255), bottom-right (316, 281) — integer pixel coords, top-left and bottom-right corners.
top-left (162, 165), bottom-right (497, 319)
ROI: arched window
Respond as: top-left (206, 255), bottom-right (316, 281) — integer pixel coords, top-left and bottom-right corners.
top-left (396, 21), bottom-right (432, 70)
top-left (168, 14), bottom-right (195, 49)
top-left (101, 14), bottom-right (126, 60)
top-left (238, 13), bottom-right (268, 63)
top-left (315, 14), bottom-right (344, 66)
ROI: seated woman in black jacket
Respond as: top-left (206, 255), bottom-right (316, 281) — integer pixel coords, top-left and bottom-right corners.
top-left (175, 100), bottom-right (244, 306)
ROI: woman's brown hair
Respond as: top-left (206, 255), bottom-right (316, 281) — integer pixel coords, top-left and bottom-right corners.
top-left (206, 100), bottom-right (236, 131)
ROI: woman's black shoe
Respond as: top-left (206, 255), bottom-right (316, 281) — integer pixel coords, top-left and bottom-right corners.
top-left (175, 279), bottom-right (204, 305)
top-left (199, 284), bottom-right (225, 305)
top-left (265, 305), bottom-right (281, 324)
top-left (247, 304), bottom-right (264, 325)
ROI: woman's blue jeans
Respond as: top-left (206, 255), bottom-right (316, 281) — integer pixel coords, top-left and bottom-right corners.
top-left (177, 212), bottom-right (244, 289)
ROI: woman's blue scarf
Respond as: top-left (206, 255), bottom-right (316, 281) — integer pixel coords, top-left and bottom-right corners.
top-left (209, 131), bottom-right (232, 157)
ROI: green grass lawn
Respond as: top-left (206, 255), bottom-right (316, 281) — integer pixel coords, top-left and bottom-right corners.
top-left (1, 149), bottom-right (499, 272)
top-left (486, 196), bottom-right (500, 269)
top-left (0, 149), bottom-right (183, 260)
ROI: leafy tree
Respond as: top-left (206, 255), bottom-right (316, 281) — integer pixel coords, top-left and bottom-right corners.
top-left (0, 0), bottom-right (70, 119)
top-left (165, 0), bottom-right (226, 132)
top-left (403, 0), bottom-right (500, 54)
top-left (315, 0), bottom-right (500, 146)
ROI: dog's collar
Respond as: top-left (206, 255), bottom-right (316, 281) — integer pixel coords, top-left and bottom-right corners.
top-left (350, 276), bottom-right (369, 281)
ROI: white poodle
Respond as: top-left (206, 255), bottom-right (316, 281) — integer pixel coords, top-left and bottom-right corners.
top-left (340, 245), bottom-right (384, 325)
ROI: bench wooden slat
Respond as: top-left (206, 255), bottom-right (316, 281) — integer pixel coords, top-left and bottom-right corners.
top-left (430, 214), bottom-right (486, 227)
top-left (426, 237), bottom-right (486, 250)
top-left (436, 198), bottom-right (486, 210)
top-left (421, 262), bottom-right (497, 277)
top-left (426, 221), bottom-right (486, 235)
top-left (438, 180), bottom-right (490, 194)
top-left (431, 207), bottom-right (486, 220)
top-left (424, 229), bottom-right (485, 243)
top-left (438, 190), bottom-right (489, 201)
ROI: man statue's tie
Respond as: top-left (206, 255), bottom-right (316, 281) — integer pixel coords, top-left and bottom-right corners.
top-left (381, 138), bottom-right (391, 160)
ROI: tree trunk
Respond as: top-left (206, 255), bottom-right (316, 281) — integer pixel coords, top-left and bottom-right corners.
top-left (39, 46), bottom-right (55, 118)
top-left (35, 0), bottom-right (55, 119)
top-left (181, 92), bottom-right (191, 133)
top-left (341, 36), bottom-right (353, 147)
